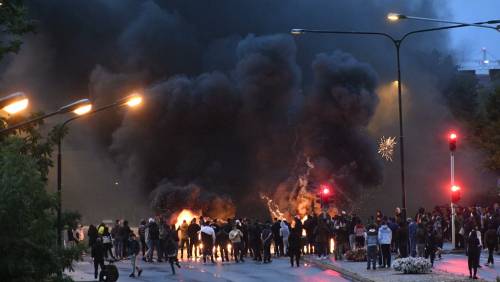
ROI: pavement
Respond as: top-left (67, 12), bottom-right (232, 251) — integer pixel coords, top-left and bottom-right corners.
top-left (66, 255), bottom-right (351, 282)
top-left (304, 244), bottom-right (500, 282)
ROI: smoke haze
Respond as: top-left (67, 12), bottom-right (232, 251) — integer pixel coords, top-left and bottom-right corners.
top-left (0, 0), bottom-right (494, 222)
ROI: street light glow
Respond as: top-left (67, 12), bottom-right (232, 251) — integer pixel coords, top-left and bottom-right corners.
top-left (125, 94), bottom-right (142, 107)
top-left (449, 132), bottom-right (457, 140)
top-left (73, 104), bottom-right (92, 115)
top-left (290, 29), bottom-right (305, 35)
top-left (0, 92), bottom-right (29, 115)
top-left (387, 13), bottom-right (406, 21)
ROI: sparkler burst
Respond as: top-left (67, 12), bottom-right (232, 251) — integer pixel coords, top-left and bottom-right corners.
top-left (378, 136), bottom-right (397, 162)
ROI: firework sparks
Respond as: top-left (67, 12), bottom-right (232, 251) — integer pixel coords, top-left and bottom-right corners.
top-left (378, 136), bottom-right (397, 161)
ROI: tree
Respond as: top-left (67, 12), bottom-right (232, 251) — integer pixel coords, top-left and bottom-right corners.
top-left (0, 0), bottom-right (34, 59)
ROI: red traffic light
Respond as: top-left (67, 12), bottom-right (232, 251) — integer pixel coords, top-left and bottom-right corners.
top-left (451, 185), bottom-right (461, 203)
top-left (449, 131), bottom-right (457, 151)
top-left (322, 187), bottom-right (330, 195)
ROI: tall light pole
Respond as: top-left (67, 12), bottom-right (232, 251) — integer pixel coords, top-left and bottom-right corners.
top-left (291, 18), bottom-right (498, 223)
top-left (56, 93), bottom-right (142, 248)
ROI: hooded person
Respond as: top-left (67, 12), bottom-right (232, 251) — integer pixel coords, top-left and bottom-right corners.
top-left (280, 220), bottom-right (290, 256)
top-left (377, 220), bottom-right (392, 268)
top-left (365, 224), bottom-right (378, 270)
top-left (200, 222), bottom-right (216, 263)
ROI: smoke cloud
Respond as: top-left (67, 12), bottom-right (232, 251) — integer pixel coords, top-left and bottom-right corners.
top-left (0, 0), bottom-right (493, 221)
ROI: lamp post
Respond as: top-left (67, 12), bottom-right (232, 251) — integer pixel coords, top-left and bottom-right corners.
top-left (291, 19), bottom-right (498, 222)
top-left (56, 93), bottom-right (142, 248)
top-left (0, 98), bottom-right (92, 135)
top-left (387, 13), bottom-right (500, 31)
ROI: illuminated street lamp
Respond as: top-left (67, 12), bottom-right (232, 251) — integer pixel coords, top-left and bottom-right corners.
top-left (0, 92), bottom-right (29, 115)
top-left (56, 93), bottom-right (143, 247)
top-left (0, 98), bottom-right (92, 134)
top-left (292, 18), bottom-right (499, 223)
top-left (387, 13), bottom-right (500, 31)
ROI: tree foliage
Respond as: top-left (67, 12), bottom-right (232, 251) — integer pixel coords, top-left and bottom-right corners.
top-left (0, 0), bottom-right (34, 59)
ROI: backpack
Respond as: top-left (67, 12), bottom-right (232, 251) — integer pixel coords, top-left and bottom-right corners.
top-left (99, 263), bottom-right (119, 282)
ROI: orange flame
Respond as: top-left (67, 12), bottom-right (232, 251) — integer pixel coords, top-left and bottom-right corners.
top-left (174, 209), bottom-right (201, 229)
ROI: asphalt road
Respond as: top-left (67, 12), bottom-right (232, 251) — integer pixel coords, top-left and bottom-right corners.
top-left (69, 256), bottom-right (351, 282)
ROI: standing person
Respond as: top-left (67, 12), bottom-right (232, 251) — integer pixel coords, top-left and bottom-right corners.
top-left (102, 225), bottom-right (116, 261)
top-left (415, 222), bottom-right (427, 257)
top-left (485, 224), bottom-right (498, 266)
top-left (261, 222), bottom-right (273, 263)
top-left (138, 219), bottom-right (147, 257)
top-left (166, 225), bottom-right (181, 274)
top-left (128, 233), bottom-right (143, 278)
top-left (425, 225), bottom-right (437, 267)
top-left (249, 221), bottom-right (262, 262)
top-left (146, 218), bottom-right (160, 262)
top-left (88, 224), bottom-right (98, 248)
top-left (178, 220), bottom-right (189, 260)
top-left (158, 220), bottom-right (167, 262)
top-left (91, 237), bottom-right (105, 280)
top-left (280, 220), bottom-right (290, 256)
top-left (229, 224), bottom-right (244, 263)
top-left (347, 216), bottom-right (356, 251)
top-left (215, 221), bottom-right (230, 262)
top-left (354, 221), bottom-right (366, 249)
top-left (111, 220), bottom-right (123, 260)
top-left (288, 223), bottom-right (301, 267)
top-left (304, 215), bottom-right (315, 254)
top-left (408, 218), bottom-right (417, 257)
top-left (333, 216), bottom-right (347, 261)
top-left (314, 218), bottom-right (330, 259)
top-left (121, 220), bottom-right (132, 258)
top-left (467, 228), bottom-right (481, 279)
top-left (378, 220), bottom-right (392, 268)
top-left (200, 222), bottom-right (216, 264)
top-left (365, 224), bottom-right (379, 270)
top-left (187, 218), bottom-right (200, 259)
top-left (397, 221), bottom-right (409, 258)
top-left (433, 216), bottom-right (444, 260)
top-left (272, 218), bottom-right (283, 257)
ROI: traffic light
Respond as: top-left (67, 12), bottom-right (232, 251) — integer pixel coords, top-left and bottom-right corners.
top-left (449, 132), bottom-right (457, 152)
top-left (317, 184), bottom-right (333, 209)
top-left (451, 185), bottom-right (461, 203)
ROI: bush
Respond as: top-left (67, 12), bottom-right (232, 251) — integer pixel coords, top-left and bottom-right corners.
top-left (345, 248), bottom-right (367, 261)
top-left (392, 257), bottom-right (432, 274)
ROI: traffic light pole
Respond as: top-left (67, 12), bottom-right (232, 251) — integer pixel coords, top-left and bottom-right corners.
top-left (451, 151), bottom-right (456, 248)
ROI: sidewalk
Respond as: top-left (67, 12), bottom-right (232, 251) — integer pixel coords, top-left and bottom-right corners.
top-left (305, 251), bottom-right (499, 282)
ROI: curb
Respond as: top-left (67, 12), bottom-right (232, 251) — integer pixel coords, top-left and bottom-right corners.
top-left (303, 257), bottom-right (374, 282)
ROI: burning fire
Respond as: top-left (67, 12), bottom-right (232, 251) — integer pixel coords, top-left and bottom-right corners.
top-left (174, 209), bottom-right (201, 229)
top-left (260, 193), bottom-right (285, 220)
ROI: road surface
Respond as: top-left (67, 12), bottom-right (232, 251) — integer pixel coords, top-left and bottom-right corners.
top-left (69, 256), bottom-right (351, 282)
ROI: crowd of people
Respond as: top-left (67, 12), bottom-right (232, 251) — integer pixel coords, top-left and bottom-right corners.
top-left (78, 203), bottom-right (500, 280)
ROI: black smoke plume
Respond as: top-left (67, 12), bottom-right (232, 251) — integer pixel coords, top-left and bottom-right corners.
top-left (0, 0), bottom-right (492, 221)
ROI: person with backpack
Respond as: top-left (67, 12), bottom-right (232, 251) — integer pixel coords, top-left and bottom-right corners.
top-left (365, 224), bottom-right (379, 270)
top-left (128, 233), bottom-right (143, 278)
top-left (101, 225), bottom-right (116, 261)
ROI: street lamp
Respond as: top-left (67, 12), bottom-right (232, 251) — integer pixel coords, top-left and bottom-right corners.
top-left (56, 93), bottom-right (143, 248)
top-left (0, 98), bottom-right (92, 135)
top-left (0, 92), bottom-right (29, 115)
top-left (291, 20), bottom-right (498, 223)
top-left (387, 13), bottom-right (500, 31)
